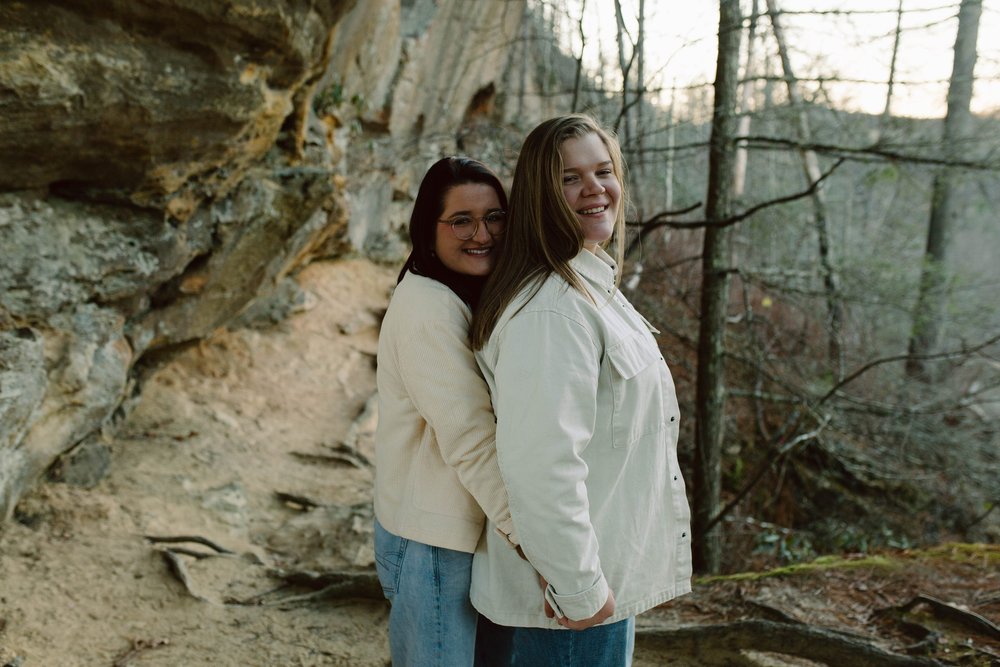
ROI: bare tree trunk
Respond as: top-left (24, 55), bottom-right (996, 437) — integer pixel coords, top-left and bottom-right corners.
top-left (877, 0), bottom-right (905, 140)
top-left (543, 0), bottom-right (555, 101)
top-left (766, 0), bottom-right (844, 378)
top-left (634, 0), bottom-right (646, 216)
top-left (664, 82), bottom-right (676, 213)
top-left (570, 0), bottom-right (587, 113)
top-left (517, 1), bottom-right (531, 120)
top-left (613, 0), bottom-right (634, 150)
top-left (694, 0), bottom-right (742, 575)
top-left (907, 0), bottom-right (983, 380)
top-left (733, 0), bottom-right (760, 198)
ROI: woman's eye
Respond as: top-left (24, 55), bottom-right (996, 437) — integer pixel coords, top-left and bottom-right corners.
top-left (598, 169), bottom-right (613, 176)
top-left (562, 175), bottom-right (578, 184)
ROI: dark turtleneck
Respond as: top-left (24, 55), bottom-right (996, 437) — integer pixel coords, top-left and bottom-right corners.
top-left (402, 255), bottom-right (489, 311)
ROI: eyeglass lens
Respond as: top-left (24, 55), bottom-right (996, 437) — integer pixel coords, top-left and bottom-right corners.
top-left (450, 212), bottom-right (506, 240)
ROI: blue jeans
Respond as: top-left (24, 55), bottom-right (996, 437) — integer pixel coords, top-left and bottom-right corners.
top-left (375, 519), bottom-right (487, 666)
top-left (489, 617), bottom-right (635, 667)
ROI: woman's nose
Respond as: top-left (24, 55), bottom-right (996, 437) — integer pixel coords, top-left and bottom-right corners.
top-left (473, 218), bottom-right (493, 242)
top-left (582, 175), bottom-right (606, 196)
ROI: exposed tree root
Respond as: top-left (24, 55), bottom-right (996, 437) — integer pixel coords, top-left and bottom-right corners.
top-left (636, 620), bottom-right (944, 667)
top-left (145, 534), bottom-right (235, 555)
top-left (896, 594), bottom-right (1000, 641)
top-left (290, 449), bottom-right (370, 469)
top-left (149, 530), bottom-right (383, 609)
top-left (275, 491), bottom-right (322, 511)
top-left (226, 569), bottom-right (383, 607)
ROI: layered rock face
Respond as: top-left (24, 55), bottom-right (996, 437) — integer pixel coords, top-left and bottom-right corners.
top-left (0, 0), bottom-right (526, 521)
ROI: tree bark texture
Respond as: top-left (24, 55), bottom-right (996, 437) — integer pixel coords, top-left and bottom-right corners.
top-left (732, 0), bottom-right (759, 198)
top-left (637, 620), bottom-right (944, 667)
top-left (878, 0), bottom-right (906, 139)
top-left (570, 0), bottom-right (587, 112)
top-left (634, 0), bottom-right (646, 216)
top-left (693, 0), bottom-right (743, 575)
top-left (766, 0), bottom-right (845, 377)
top-left (906, 0), bottom-right (983, 380)
top-left (613, 0), bottom-right (635, 153)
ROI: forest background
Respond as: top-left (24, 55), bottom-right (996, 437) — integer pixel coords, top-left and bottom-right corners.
top-left (0, 0), bottom-right (998, 665)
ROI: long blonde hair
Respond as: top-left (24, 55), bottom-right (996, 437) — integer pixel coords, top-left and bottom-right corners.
top-left (471, 114), bottom-right (629, 349)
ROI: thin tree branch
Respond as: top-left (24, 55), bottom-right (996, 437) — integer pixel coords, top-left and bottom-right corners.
top-left (816, 333), bottom-right (1000, 407)
top-left (640, 137), bottom-right (1000, 172)
top-left (628, 158), bottom-right (843, 236)
top-left (624, 202), bottom-right (702, 259)
top-left (770, 6), bottom-right (954, 17)
top-left (705, 415), bottom-right (830, 532)
top-left (739, 136), bottom-right (1000, 171)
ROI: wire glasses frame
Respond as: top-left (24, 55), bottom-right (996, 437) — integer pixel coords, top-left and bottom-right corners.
top-left (437, 210), bottom-right (507, 240)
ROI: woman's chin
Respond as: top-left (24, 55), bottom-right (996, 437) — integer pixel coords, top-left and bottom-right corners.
top-left (449, 259), bottom-right (495, 277)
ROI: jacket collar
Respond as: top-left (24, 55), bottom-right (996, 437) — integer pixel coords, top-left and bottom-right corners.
top-left (569, 247), bottom-right (617, 292)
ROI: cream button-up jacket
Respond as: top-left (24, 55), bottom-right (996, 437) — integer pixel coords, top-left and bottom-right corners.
top-left (472, 248), bottom-right (692, 627)
top-left (374, 272), bottom-right (516, 553)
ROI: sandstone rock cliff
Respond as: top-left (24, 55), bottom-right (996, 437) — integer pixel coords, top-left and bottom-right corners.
top-left (0, 0), bottom-right (528, 521)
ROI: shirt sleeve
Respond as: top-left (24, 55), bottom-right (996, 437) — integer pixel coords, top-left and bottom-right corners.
top-left (395, 308), bottom-right (517, 546)
top-left (491, 309), bottom-right (609, 621)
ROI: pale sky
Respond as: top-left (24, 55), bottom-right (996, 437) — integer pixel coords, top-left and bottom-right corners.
top-left (550, 0), bottom-right (1000, 119)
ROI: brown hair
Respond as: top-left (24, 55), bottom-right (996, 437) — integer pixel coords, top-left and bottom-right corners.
top-left (398, 156), bottom-right (508, 307)
top-left (470, 114), bottom-right (628, 349)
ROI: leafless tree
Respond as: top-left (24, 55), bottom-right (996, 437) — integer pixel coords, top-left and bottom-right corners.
top-left (765, 0), bottom-right (845, 378)
top-left (907, 0), bottom-right (984, 380)
top-left (877, 0), bottom-right (906, 140)
top-left (733, 0), bottom-right (760, 198)
top-left (570, 0), bottom-right (587, 112)
top-left (693, 0), bottom-right (743, 575)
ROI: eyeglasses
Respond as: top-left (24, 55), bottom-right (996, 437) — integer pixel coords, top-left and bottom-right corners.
top-left (437, 211), bottom-right (507, 240)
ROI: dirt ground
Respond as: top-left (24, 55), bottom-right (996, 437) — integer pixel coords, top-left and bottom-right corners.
top-left (0, 258), bottom-right (997, 667)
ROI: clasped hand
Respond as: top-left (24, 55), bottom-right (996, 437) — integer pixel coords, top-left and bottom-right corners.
top-left (538, 575), bottom-right (615, 630)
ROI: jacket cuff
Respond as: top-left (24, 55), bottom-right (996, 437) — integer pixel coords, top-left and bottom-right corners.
top-left (492, 512), bottom-right (519, 547)
top-left (544, 572), bottom-right (609, 621)
top-left (492, 525), bottom-right (519, 549)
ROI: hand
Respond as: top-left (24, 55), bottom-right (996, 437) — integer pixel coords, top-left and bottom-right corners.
top-left (538, 576), bottom-right (615, 630)
top-left (538, 575), bottom-right (556, 618)
top-left (556, 588), bottom-right (615, 631)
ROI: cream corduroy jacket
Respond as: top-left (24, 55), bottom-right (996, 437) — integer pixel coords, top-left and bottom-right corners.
top-left (374, 271), bottom-right (516, 552)
top-left (471, 248), bottom-right (692, 627)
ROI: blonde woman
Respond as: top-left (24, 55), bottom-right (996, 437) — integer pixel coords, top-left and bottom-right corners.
top-left (470, 115), bottom-right (692, 665)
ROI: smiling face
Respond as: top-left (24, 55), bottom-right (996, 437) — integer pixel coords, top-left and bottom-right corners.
top-left (434, 183), bottom-right (504, 276)
top-left (559, 132), bottom-right (621, 252)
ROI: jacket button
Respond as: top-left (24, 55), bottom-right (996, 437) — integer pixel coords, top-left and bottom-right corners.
top-left (673, 475), bottom-right (678, 481)
top-left (669, 415), bottom-right (676, 422)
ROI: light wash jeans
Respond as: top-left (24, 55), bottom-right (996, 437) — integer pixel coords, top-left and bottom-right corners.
top-left (375, 518), bottom-right (490, 666)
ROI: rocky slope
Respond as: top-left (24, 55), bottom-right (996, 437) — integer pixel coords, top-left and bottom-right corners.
top-left (0, 0), bottom-right (530, 520)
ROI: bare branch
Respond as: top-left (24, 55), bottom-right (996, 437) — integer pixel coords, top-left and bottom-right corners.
top-left (640, 137), bottom-right (1000, 172)
top-left (739, 135), bottom-right (1000, 171)
top-left (626, 158), bottom-right (843, 237)
top-left (705, 415), bottom-right (830, 532)
top-left (816, 333), bottom-right (1000, 408)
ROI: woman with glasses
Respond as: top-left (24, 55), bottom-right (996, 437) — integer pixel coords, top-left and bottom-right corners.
top-left (470, 115), bottom-right (692, 665)
top-left (373, 156), bottom-right (516, 666)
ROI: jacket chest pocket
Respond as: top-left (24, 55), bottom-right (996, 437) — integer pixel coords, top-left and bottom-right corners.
top-left (606, 330), bottom-right (667, 448)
